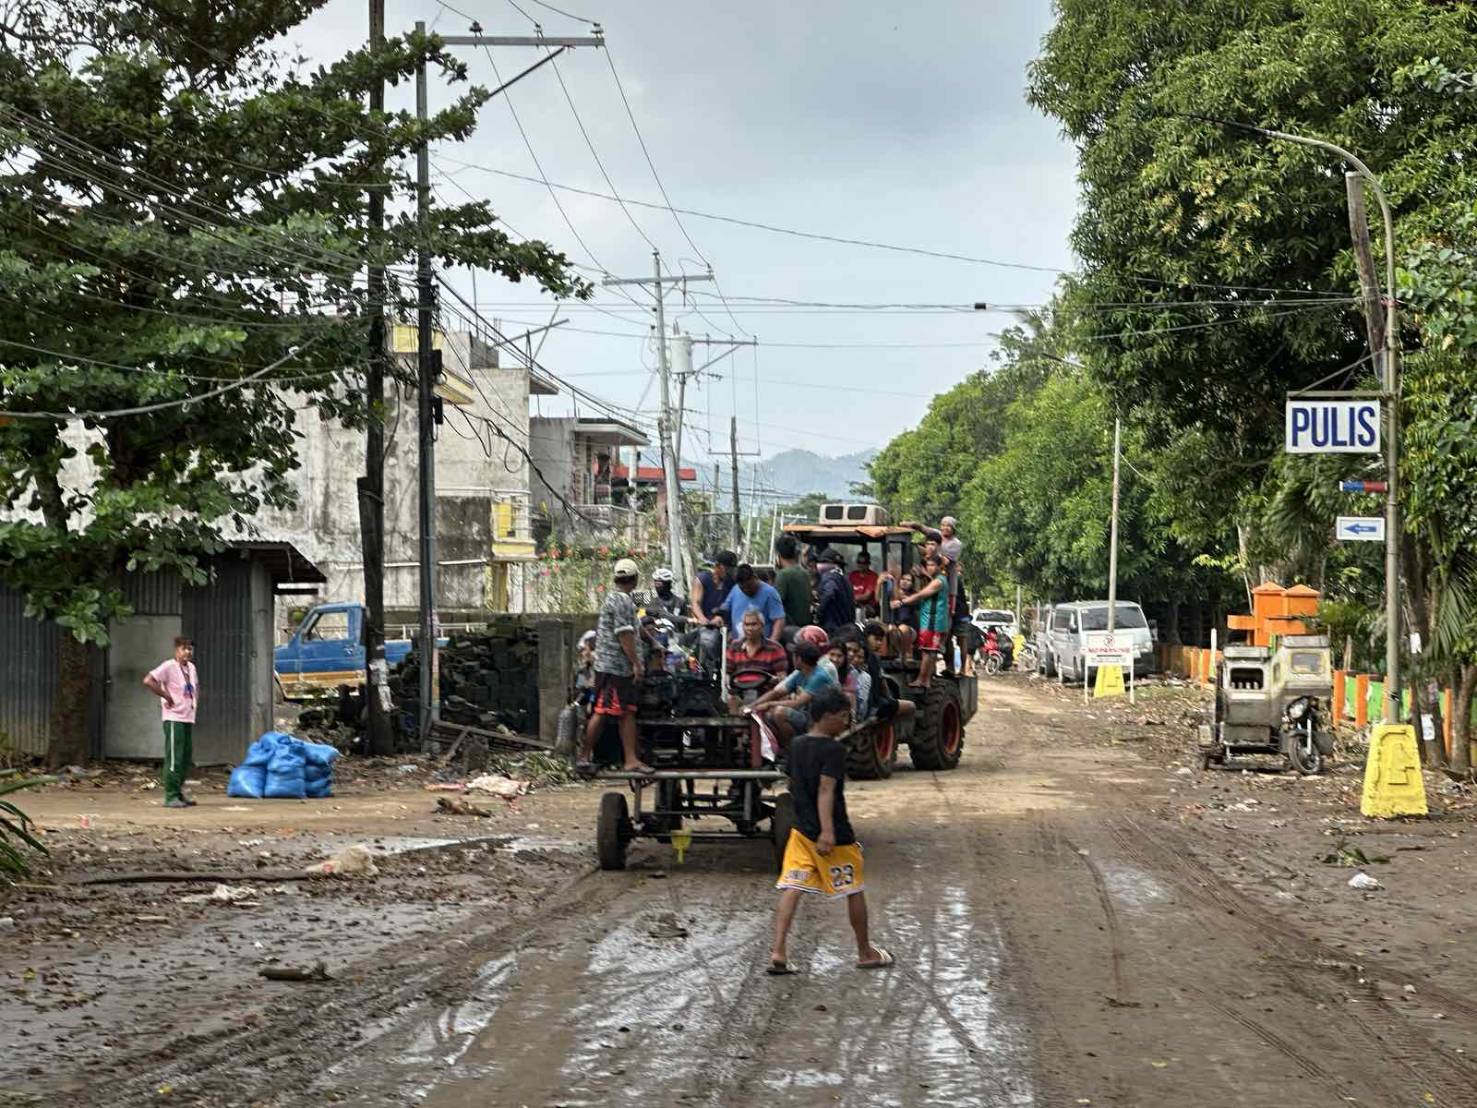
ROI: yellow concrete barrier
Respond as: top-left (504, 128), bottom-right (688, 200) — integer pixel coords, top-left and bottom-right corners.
top-left (1361, 723), bottom-right (1428, 819)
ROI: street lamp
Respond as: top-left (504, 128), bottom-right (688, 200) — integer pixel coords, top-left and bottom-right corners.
top-left (1197, 117), bottom-right (1403, 724)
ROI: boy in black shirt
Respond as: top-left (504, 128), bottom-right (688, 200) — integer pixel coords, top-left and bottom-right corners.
top-left (768, 686), bottom-right (894, 975)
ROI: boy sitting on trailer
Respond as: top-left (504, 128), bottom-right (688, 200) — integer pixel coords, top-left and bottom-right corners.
top-left (767, 685), bottom-right (893, 975)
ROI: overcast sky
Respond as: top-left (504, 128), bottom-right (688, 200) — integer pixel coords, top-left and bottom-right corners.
top-left (294, 0), bottom-right (1079, 493)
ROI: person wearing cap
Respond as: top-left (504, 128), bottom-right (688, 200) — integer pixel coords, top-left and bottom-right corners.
top-left (690, 550), bottom-right (737, 671)
top-left (814, 549), bottom-right (857, 637)
top-left (577, 557), bottom-right (654, 776)
top-left (713, 563), bottom-right (786, 642)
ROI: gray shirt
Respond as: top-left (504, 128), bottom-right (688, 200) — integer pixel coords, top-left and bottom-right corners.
top-left (594, 589), bottom-right (638, 676)
top-left (922, 526), bottom-right (963, 609)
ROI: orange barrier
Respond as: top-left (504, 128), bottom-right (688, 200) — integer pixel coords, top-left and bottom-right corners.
top-left (1354, 674), bottom-right (1370, 729)
top-left (1332, 669), bottom-right (1345, 722)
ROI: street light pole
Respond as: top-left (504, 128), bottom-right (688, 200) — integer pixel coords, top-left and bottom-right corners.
top-left (1206, 119), bottom-right (1402, 723)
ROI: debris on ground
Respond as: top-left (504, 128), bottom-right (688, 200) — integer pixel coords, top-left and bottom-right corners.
top-left (305, 843), bottom-right (379, 878)
top-left (180, 883), bottom-right (260, 905)
top-left (1319, 836), bottom-right (1389, 867)
top-left (259, 960), bottom-right (332, 983)
top-left (1348, 871), bottom-right (1384, 890)
top-left (436, 796), bottom-right (493, 818)
top-left (466, 774), bottom-right (529, 800)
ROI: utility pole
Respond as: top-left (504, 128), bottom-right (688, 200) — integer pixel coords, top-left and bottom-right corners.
top-left (414, 22), bottom-right (438, 745)
top-left (1346, 174), bottom-right (1387, 383)
top-left (1106, 417), bottom-right (1121, 633)
top-left (1209, 119), bottom-right (1403, 724)
top-left (409, 23), bottom-right (604, 743)
top-left (602, 253), bottom-right (715, 579)
top-left (358, 0), bottom-right (392, 755)
top-left (729, 415), bottom-right (743, 551)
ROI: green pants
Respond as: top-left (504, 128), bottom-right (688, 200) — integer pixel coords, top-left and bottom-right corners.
top-left (162, 721), bottom-right (194, 802)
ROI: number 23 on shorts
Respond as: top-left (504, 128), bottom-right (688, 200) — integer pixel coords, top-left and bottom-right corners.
top-left (828, 863), bottom-right (856, 888)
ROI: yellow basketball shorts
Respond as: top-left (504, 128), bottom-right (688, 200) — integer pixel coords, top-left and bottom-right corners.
top-left (775, 829), bottom-right (865, 899)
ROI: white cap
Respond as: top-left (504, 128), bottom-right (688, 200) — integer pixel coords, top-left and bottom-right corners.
top-left (613, 557), bottom-right (640, 580)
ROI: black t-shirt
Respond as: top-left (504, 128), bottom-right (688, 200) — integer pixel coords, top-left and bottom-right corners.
top-left (787, 734), bottom-right (855, 846)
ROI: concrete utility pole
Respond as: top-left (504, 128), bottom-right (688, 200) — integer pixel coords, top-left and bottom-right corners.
top-left (601, 254), bottom-right (715, 579)
top-left (414, 22), bottom-right (438, 744)
top-left (1106, 417), bottom-right (1121, 634)
top-left (359, 0), bottom-right (392, 755)
top-left (729, 416), bottom-right (743, 551)
top-left (1207, 119), bottom-right (1403, 724)
top-left (410, 24), bottom-right (603, 743)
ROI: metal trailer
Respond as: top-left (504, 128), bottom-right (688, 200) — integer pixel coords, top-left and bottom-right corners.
top-left (591, 667), bottom-right (792, 870)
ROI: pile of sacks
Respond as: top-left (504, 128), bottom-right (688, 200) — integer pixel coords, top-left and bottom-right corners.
top-left (227, 731), bottom-right (339, 800)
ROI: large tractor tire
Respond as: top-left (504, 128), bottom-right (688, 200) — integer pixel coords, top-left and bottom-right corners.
top-left (845, 720), bottom-right (897, 781)
top-left (596, 792), bottom-right (632, 871)
top-left (909, 683), bottom-right (964, 771)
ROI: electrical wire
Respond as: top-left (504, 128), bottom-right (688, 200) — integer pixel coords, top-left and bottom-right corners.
top-left (1, 339), bottom-right (320, 420)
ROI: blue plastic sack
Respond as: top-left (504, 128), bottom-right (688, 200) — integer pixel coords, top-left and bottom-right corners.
top-left (300, 740), bottom-right (339, 768)
top-left (227, 764), bottom-right (267, 799)
top-left (241, 732), bottom-right (285, 767)
top-left (264, 743), bottom-right (306, 799)
top-left (304, 775), bottom-right (333, 799)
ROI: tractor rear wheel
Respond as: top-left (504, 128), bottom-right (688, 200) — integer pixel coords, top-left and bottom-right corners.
top-left (908, 683), bottom-right (964, 771)
top-left (846, 720), bottom-right (897, 780)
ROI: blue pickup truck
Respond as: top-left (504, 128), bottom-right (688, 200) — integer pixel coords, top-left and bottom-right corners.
top-left (274, 602), bottom-right (416, 700)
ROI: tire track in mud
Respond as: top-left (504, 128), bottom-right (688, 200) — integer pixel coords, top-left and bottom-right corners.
top-left (1104, 808), bottom-right (1477, 1108)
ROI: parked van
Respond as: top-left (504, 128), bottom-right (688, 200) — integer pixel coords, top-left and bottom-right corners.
top-left (1036, 600), bottom-right (1155, 682)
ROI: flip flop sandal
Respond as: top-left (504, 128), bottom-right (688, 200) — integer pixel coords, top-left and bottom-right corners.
top-left (857, 947), bottom-right (895, 970)
top-left (625, 763), bottom-right (657, 776)
top-left (766, 960), bottom-right (800, 976)
top-left (574, 761), bottom-right (598, 779)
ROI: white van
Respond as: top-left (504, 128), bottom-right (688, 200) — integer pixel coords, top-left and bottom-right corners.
top-left (1038, 600), bottom-right (1155, 682)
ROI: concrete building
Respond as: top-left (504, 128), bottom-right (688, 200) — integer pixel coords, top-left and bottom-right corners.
top-left (256, 327), bottom-right (554, 618)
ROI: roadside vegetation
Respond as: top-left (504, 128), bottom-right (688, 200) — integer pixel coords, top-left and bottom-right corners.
top-left (871, 0), bottom-right (1477, 765)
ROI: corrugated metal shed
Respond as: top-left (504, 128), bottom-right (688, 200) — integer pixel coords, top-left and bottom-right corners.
top-left (183, 558), bottom-right (256, 764)
top-left (0, 588), bottom-right (60, 758)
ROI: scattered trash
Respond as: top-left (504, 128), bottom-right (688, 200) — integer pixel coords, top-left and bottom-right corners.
top-left (398, 764), bottom-right (420, 773)
top-left (647, 913), bottom-right (690, 940)
top-left (180, 884), bottom-right (259, 906)
top-left (1347, 872), bottom-right (1384, 890)
top-left (259, 960), bottom-right (332, 983)
top-left (305, 843), bottom-right (379, 878)
top-left (0, 917), bottom-right (13, 929)
top-left (1174, 766), bottom-right (1193, 776)
top-left (436, 796), bottom-right (492, 818)
top-left (1319, 837), bottom-right (1389, 867)
top-left (424, 782), bottom-right (467, 792)
top-left (1403, 984), bottom-right (1417, 995)
top-left (466, 774), bottom-right (529, 800)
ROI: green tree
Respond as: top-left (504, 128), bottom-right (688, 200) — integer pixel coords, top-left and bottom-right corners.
top-left (0, 0), bottom-right (583, 763)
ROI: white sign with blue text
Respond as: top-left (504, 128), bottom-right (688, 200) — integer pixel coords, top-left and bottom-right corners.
top-left (1285, 399), bottom-right (1382, 454)
top-left (1336, 516), bottom-right (1386, 542)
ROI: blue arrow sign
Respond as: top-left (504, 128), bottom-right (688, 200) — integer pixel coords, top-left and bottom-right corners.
top-left (1336, 516), bottom-right (1386, 542)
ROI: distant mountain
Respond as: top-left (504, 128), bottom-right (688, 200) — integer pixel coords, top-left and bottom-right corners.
top-left (730, 448), bottom-right (878, 508)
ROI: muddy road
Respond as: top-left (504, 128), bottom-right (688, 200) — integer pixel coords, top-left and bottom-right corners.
top-left (23, 678), bottom-right (1477, 1107)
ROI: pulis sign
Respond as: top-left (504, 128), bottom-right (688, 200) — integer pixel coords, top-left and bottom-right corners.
top-left (1285, 399), bottom-right (1382, 454)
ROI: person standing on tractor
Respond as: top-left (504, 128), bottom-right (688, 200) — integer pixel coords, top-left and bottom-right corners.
top-left (768, 685), bottom-right (893, 975)
top-left (875, 557), bottom-right (917, 661)
top-left (903, 516), bottom-right (967, 675)
top-left (896, 552), bottom-right (948, 689)
top-left (577, 558), bottom-right (654, 777)
top-left (814, 549), bottom-right (856, 637)
top-left (690, 550), bottom-right (737, 671)
top-left (773, 535), bottom-right (812, 645)
top-left (714, 563), bottom-right (786, 642)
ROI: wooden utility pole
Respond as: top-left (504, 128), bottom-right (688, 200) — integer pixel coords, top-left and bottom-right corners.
top-left (729, 415), bottom-right (743, 551)
top-left (358, 0), bottom-right (392, 755)
top-left (1346, 173), bottom-right (1387, 384)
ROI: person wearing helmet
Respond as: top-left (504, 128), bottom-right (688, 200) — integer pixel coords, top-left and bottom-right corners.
top-left (635, 566), bottom-right (686, 625)
top-left (577, 557), bottom-right (654, 776)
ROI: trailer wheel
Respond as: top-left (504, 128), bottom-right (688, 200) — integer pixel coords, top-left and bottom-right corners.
top-left (1287, 730), bottom-right (1324, 776)
top-left (846, 721), bottom-right (897, 780)
top-left (597, 792), bottom-right (631, 871)
top-left (909, 683), bottom-right (964, 771)
top-left (771, 793), bottom-right (795, 868)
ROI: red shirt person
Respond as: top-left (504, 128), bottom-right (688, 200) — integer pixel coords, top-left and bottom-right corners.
top-left (848, 551), bottom-right (880, 611)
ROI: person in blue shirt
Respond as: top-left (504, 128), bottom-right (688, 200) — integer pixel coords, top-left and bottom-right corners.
top-left (747, 640), bottom-right (838, 747)
top-left (712, 563), bottom-right (786, 641)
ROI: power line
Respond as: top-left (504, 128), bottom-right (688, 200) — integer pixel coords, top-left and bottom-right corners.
top-left (0, 340), bottom-right (320, 420)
